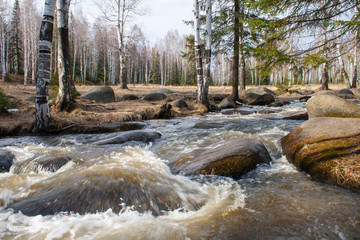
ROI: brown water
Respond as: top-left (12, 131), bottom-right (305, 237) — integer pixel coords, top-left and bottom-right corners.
top-left (0, 101), bottom-right (359, 240)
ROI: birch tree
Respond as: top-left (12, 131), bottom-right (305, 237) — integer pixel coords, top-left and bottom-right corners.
top-left (21, 0), bottom-right (41, 86)
top-left (35, 0), bottom-right (56, 132)
top-left (203, 0), bottom-right (212, 108)
top-left (194, 0), bottom-right (204, 103)
top-left (55, 0), bottom-right (74, 111)
top-left (0, 0), bottom-right (9, 83)
top-left (99, 0), bottom-right (143, 89)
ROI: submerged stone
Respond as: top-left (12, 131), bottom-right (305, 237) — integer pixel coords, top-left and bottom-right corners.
top-left (171, 136), bottom-right (272, 179)
top-left (37, 157), bottom-right (72, 173)
top-left (94, 130), bottom-right (161, 145)
top-left (0, 150), bottom-right (15, 173)
top-left (10, 166), bottom-right (205, 216)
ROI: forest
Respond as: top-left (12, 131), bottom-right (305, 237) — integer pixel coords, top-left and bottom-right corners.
top-left (0, 0), bottom-right (359, 88)
top-left (0, 0), bottom-right (359, 130)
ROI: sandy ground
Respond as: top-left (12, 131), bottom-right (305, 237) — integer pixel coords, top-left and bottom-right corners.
top-left (0, 74), bottom-right (354, 136)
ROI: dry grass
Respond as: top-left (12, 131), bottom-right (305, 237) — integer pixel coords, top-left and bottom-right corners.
top-left (0, 74), bottom-right (353, 135)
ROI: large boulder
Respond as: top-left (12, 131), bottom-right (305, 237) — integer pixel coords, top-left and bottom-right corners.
top-left (10, 166), bottom-right (205, 216)
top-left (94, 130), bottom-right (161, 145)
top-left (143, 93), bottom-right (167, 101)
top-left (247, 87), bottom-right (276, 96)
top-left (0, 150), bottom-right (15, 173)
top-left (281, 117), bottom-right (360, 191)
top-left (306, 95), bottom-right (360, 119)
top-left (171, 137), bottom-right (272, 179)
top-left (218, 98), bottom-right (237, 109)
top-left (82, 86), bottom-right (115, 103)
top-left (246, 92), bottom-right (275, 106)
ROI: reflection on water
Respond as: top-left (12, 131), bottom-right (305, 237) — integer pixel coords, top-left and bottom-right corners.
top-left (1, 101), bottom-right (359, 239)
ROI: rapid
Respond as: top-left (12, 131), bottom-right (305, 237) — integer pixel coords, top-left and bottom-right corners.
top-left (0, 100), bottom-right (359, 240)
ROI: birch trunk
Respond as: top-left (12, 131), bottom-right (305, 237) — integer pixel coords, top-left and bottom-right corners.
top-left (194, 0), bottom-right (204, 104)
top-left (202, 0), bottom-right (212, 108)
top-left (55, 0), bottom-right (74, 112)
top-left (35, 0), bottom-right (56, 132)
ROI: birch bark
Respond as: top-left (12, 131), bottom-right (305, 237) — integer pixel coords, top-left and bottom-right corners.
top-left (35, 0), bottom-right (56, 132)
top-left (194, 0), bottom-right (204, 104)
top-left (55, 0), bottom-right (74, 112)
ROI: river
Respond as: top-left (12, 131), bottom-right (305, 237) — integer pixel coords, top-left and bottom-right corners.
top-left (0, 100), bottom-right (359, 240)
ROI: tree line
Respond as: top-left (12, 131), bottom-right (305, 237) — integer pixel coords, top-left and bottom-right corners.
top-left (0, 0), bottom-right (359, 131)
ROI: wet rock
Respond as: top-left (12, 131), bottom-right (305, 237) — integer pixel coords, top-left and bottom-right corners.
top-left (37, 157), bottom-right (72, 172)
top-left (247, 87), bottom-right (276, 96)
top-left (153, 88), bottom-right (176, 94)
top-left (172, 99), bottom-right (188, 108)
top-left (299, 96), bottom-right (312, 102)
top-left (89, 122), bottom-right (147, 132)
top-left (258, 110), bottom-right (277, 115)
top-left (143, 93), bottom-right (167, 101)
top-left (0, 150), bottom-right (15, 173)
top-left (246, 92), bottom-right (275, 106)
top-left (269, 101), bottom-right (284, 107)
top-left (120, 94), bottom-right (139, 101)
top-left (171, 136), bottom-right (272, 179)
top-left (10, 166), bottom-right (205, 216)
top-left (218, 98), bottom-right (237, 109)
top-left (82, 86), bottom-right (115, 103)
top-left (281, 117), bottom-right (360, 191)
top-left (221, 109), bottom-right (255, 115)
top-left (283, 111), bottom-right (308, 120)
top-left (306, 95), bottom-right (360, 119)
top-left (94, 130), bottom-right (161, 145)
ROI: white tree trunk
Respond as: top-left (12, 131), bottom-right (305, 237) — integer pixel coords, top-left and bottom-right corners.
top-left (202, 0), bottom-right (212, 108)
top-left (35, 0), bottom-right (56, 132)
top-left (55, 0), bottom-right (74, 111)
top-left (194, 0), bottom-right (204, 104)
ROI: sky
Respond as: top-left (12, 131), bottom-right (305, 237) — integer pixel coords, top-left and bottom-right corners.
top-left (137, 0), bottom-right (194, 43)
top-left (11, 0), bottom-right (194, 44)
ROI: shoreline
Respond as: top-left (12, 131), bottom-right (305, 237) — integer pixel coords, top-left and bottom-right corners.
top-left (0, 81), bottom-right (356, 137)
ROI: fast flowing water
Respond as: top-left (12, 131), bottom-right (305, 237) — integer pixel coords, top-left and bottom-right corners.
top-left (0, 101), bottom-right (359, 240)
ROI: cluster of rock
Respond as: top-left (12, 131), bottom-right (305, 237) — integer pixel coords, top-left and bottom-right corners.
top-left (218, 87), bottom-right (277, 109)
top-left (282, 93), bottom-right (360, 191)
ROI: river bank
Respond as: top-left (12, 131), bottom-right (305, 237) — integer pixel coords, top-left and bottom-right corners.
top-left (0, 77), bottom-right (354, 136)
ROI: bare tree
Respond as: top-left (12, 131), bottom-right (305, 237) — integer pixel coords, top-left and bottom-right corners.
top-left (99, 0), bottom-right (143, 89)
top-left (21, 0), bottom-right (41, 86)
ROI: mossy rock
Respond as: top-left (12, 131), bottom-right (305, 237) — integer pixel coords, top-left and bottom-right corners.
top-left (281, 117), bottom-right (360, 191)
top-left (171, 136), bottom-right (272, 179)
